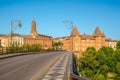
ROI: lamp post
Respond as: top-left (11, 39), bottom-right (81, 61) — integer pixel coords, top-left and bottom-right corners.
top-left (64, 20), bottom-right (73, 52)
top-left (0, 39), bottom-right (1, 47)
top-left (10, 20), bottom-right (22, 45)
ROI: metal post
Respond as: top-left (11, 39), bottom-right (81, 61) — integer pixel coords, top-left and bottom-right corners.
top-left (64, 20), bottom-right (73, 52)
top-left (10, 20), bottom-right (22, 45)
top-left (71, 21), bottom-right (73, 52)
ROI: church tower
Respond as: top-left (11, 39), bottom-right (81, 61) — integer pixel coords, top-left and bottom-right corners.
top-left (70, 26), bottom-right (81, 52)
top-left (30, 18), bottom-right (38, 37)
top-left (70, 26), bottom-right (80, 36)
top-left (92, 26), bottom-right (105, 37)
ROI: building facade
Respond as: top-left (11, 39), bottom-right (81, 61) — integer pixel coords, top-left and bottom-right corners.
top-left (54, 26), bottom-right (118, 52)
top-left (23, 18), bottom-right (52, 49)
top-left (0, 34), bottom-right (9, 47)
top-left (0, 18), bottom-right (52, 49)
top-left (11, 33), bottom-right (24, 46)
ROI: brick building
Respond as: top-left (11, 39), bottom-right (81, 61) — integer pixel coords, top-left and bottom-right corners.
top-left (54, 26), bottom-right (117, 52)
top-left (23, 18), bottom-right (52, 49)
top-left (0, 19), bottom-right (52, 49)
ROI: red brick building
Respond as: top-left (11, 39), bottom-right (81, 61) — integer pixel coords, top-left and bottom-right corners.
top-left (23, 18), bottom-right (52, 49)
top-left (54, 26), bottom-right (117, 52)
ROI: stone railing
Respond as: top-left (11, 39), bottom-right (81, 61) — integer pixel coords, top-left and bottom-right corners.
top-left (70, 52), bottom-right (88, 80)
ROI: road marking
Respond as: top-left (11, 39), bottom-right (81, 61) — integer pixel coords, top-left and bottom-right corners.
top-left (42, 52), bottom-right (70, 80)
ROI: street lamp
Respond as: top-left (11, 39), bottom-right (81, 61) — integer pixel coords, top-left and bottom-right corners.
top-left (64, 20), bottom-right (73, 52)
top-left (10, 20), bottom-right (22, 45)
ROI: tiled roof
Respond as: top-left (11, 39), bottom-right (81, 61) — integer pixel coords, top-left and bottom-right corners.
top-left (37, 34), bottom-right (52, 38)
top-left (0, 34), bottom-right (8, 37)
top-left (54, 36), bottom-right (69, 39)
top-left (106, 38), bottom-right (118, 42)
top-left (81, 34), bottom-right (94, 40)
top-left (70, 26), bottom-right (80, 36)
top-left (92, 26), bottom-right (105, 37)
top-left (11, 33), bottom-right (22, 37)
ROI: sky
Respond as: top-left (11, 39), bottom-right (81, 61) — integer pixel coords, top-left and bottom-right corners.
top-left (0, 0), bottom-right (120, 40)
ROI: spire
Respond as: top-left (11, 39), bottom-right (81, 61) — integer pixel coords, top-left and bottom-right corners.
top-left (32, 17), bottom-right (35, 22)
top-left (70, 26), bottom-right (80, 36)
top-left (92, 26), bottom-right (105, 37)
top-left (30, 18), bottom-right (38, 37)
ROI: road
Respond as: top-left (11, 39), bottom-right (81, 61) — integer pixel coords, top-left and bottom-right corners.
top-left (0, 51), bottom-right (67, 80)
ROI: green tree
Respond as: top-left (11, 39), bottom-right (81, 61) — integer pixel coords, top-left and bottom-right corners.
top-left (76, 46), bottom-right (119, 79)
top-left (31, 44), bottom-right (41, 52)
top-left (96, 50), bottom-right (107, 65)
top-left (114, 49), bottom-right (120, 62)
top-left (53, 41), bottom-right (63, 50)
top-left (7, 42), bottom-right (21, 53)
top-left (98, 46), bottom-right (114, 57)
top-left (116, 62), bottom-right (120, 74)
top-left (116, 40), bottom-right (120, 49)
top-left (25, 44), bottom-right (31, 52)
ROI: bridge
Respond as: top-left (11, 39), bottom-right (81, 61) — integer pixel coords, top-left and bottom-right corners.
top-left (0, 51), bottom-right (88, 80)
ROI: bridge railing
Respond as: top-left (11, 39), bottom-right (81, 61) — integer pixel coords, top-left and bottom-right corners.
top-left (70, 52), bottom-right (88, 80)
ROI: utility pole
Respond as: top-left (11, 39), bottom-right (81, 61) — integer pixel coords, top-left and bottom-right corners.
top-left (64, 20), bottom-right (73, 52)
top-left (10, 20), bottom-right (22, 45)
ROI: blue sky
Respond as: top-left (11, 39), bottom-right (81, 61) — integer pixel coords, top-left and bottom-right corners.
top-left (0, 0), bottom-right (120, 40)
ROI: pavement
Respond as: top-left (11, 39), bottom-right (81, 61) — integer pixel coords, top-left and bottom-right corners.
top-left (0, 53), bottom-right (27, 59)
top-left (42, 51), bottom-right (70, 80)
top-left (0, 51), bottom-right (55, 59)
top-left (0, 51), bottom-right (70, 80)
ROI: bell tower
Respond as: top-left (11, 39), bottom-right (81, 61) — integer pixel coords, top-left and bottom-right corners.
top-left (30, 18), bottom-right (38, 37)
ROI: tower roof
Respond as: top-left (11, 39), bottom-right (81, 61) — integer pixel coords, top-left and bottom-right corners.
top-left (92, 26), bottom-right (105, 37)
top-left (70, 26), bottom-right (80, 36)
top-left (30, 18), bottom-right (38, 36)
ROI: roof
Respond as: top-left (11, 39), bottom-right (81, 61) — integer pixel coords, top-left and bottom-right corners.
top-left (37, 34), bottom-right (52, 38)
top-left (23, 33), bottom-right (52, 38)
top-left (81, 34), bottom-right (94, 40)
top-left (54, 36), bottom-right (69, 39)
top-left (11, 33), bottom-right (22, 37)
top-left (92, 26), bottom-right (105, 37)
top-left (0, 34), bottom-right (8, 37)
top-left (106, 38), bottom-right (118, 42)
top-left (70, 26), bottom-right (80, 36)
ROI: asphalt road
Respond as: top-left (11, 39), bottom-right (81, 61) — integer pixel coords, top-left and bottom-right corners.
top-left (0, 51), bottom-right (65, 80)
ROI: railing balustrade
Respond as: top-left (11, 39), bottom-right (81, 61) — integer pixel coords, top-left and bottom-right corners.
top-left (70, 52), bottom-right (88, 80)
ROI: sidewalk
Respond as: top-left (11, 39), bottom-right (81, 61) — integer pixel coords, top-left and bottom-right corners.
top-left (0, 53), bottom-right (29, 59)
top-left (0, 51), bottom-right (63, 59)
top-left (0, 52), bottom-right (44, 59)
top-left (42, 51), bottom-right (70, 80)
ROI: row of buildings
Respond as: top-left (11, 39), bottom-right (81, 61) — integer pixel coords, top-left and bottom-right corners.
top-left (54, 26), bottom-right (117, 52)
top-left (0, 19), bottom-right (118, 52)
top-left (0, 19), bottom-right (52, 49)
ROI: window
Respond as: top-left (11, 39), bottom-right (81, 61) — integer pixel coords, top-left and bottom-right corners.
top-left (98, 44), bottom-right (101, 46)
top-left (75, 43), bottom-right (78, 46)
top-left (82, 40), bottom-right (85, 42)
top-left (87, 40), bottom-right (89, 42)
top-left (98, 40), bottom-right (101, 43)
top-left (82, 48), bottom-right (85, 51)
top-left (91, 40), bottom-right (93, 42)
top-left (82, 44), bottom-right (85, 46)
top-left (75, 47), bottom-right (78, 51)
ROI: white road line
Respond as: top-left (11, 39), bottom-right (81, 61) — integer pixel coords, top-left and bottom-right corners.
top-left (42, 51), bottom-right (70, 80)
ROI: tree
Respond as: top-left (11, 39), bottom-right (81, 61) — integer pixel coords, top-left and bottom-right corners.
top-left (84, 47), bottom-right (96, 57)
top-left (76, 46), bottom-right (119, 79)
top-left (98, 46), bottom-right (114, 57)
top-left (116, 62), bottom-right (120, 74)
top-left (114, 49), bottom-right (120, 61)
top-left (53, 41), bottom-right (63, 50)
top-left (116, 40), bottom-right (120, 49)
top-left (96, 50), bottom-right (107, 65)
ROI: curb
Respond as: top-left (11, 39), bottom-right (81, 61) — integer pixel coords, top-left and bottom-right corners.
top-left (0, 51), bottom-right (63, 59)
